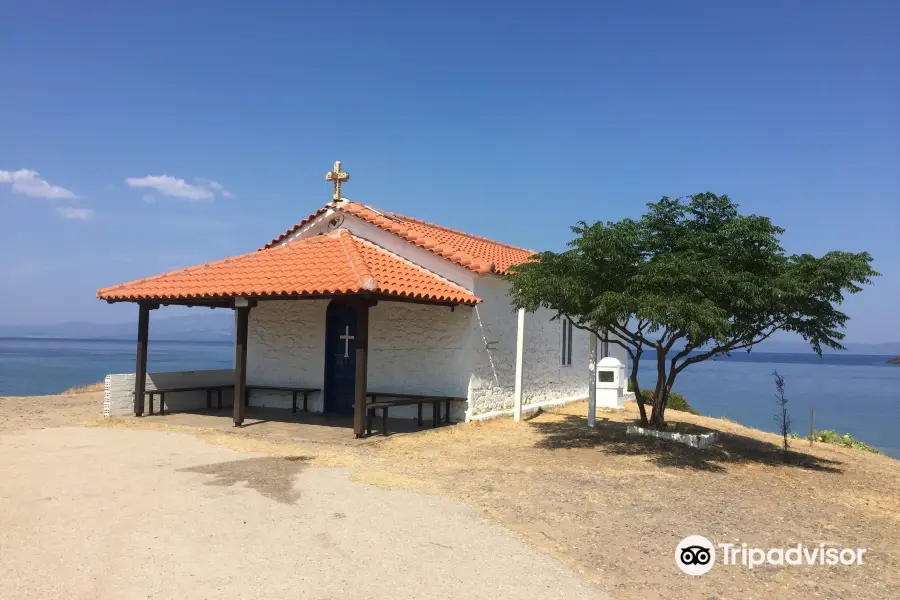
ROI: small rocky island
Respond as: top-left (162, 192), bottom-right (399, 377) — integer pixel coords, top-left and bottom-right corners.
top-left (888, 356), bottom-right (900, 365)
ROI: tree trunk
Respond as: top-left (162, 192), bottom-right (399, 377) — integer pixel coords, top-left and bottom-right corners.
top-left (649, 350), bottom-right (668, 429)
top-left (629, 351), bottom-right (648, 426)
top-left (649, 386), bottom-right (670, 429)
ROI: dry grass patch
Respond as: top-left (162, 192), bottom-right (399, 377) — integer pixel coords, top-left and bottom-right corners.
top-left (0, 391), bottom-right (103, 431)
top-left (361, 401), bottom-right (900, 600)
top-left (61, 381), bottom-right (105, 394)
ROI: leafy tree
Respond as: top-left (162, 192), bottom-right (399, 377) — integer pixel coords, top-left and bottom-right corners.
top-left (507, 193), bottom-right (877, 428)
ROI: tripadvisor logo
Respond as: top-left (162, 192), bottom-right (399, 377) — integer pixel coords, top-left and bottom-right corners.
top-left (676, 535), bottom-right (716, 575)
top-left (676, 536), bottom-right (867, 575)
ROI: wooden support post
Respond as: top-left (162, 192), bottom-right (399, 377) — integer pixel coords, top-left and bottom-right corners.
top-left (513, 308), bottom-right (525, 422)
top-left (587, 333), bottom-right (598, 427)
top-left (353, 301), bottom-right (370, 438)
top-left (133, 303), bottom-right (151, 416)
top-left (233, 305), bottom-right (250, 427)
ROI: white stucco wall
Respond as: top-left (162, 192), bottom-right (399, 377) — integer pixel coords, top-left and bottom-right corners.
top-left (104, 369), bottom-right (235, 417)
top-left (368, 301), bottom-right (473, 420)
top-left (465, 277), bottom-right (590, 416)
top-left (464, 277), bottom-right (630, 418)
top-left (245, 299), bottom-right (473, 419)
top-left (464, 278), bottom-right (520, 416)
top-left (246, 299), bottom-right (329, 411)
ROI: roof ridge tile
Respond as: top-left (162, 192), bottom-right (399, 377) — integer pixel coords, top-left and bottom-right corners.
top-left (350, 235), bottom-right (476, 297)
top-left (386, 209), bottom-right (534, 253)
top-left (335, 229), bottom-right (378, 291)
top-left (259, 198), bottom-right (535, 275)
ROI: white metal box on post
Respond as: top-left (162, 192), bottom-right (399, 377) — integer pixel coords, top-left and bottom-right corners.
top-left (596, 356), bottom-right (625, 409)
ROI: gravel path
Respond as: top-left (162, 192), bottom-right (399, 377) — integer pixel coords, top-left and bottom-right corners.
top-left (0, 426), bottom-right (609, 600)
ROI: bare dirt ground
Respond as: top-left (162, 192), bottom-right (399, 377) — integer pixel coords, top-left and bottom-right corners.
top-left (0, 424), bottom-right (608, 599)
top-left (3, 390), bottom-right (899, 599)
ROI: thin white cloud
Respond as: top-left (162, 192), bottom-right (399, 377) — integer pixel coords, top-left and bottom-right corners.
top-left (125, 175), bottom-right (233, 201)
top-left (57, 207), bottom-right (95, 221)
top-left (142, 194), bottom-right (157, 204)
top-left (0, 169), bottom-right (79, 199)
top-left (195, 178), bottom-right (235, 198)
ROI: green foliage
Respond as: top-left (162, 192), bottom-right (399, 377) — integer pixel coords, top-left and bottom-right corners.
top-left (507, 192), bottom-right (878, 428)
top-left (642, 389), bottom-right (699, 415)
top-left (799, 430), bottom-right (880, 453)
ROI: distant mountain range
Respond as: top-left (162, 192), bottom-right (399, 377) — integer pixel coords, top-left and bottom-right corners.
top-left (754, 340), bottom-right (900, 356)
top-left (0, 313), bottom-right (234, 342)
top-left (0, 315), bottom-right (898, 355)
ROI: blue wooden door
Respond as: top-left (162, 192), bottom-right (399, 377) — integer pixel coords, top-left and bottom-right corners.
top-left (324, 301), bottom-right (357, 415)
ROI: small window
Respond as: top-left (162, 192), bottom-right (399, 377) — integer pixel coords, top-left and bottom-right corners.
top-left (561, 318), bottom-right (574, 366)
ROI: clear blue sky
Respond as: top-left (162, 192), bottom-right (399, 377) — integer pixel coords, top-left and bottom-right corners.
top-left (2, 1), bottom-right (898, 343)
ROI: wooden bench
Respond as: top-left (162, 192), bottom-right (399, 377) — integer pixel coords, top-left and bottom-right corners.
top-left (245, 385), bottom-right (320, 413)
top-left (365, 392), bottom-right (465, 436)
top-left (146, 384), bottom-right (319, 415)
top-left (145, 384), bottom-right (233, 416)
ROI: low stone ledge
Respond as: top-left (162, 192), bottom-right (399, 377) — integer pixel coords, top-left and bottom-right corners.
top-left (626, 425), bottom-right (719, 449)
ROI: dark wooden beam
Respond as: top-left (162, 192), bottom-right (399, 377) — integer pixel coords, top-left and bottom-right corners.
top-left (232, 305), bottom-right (250, 426)
top-left (133, 303), bottom-right (152, 416)
top-left (353, 301), bottom-right (370, 438)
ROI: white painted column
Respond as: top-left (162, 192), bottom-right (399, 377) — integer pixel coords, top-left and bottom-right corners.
top-left (513, 308), bottom-right (525, 422)
top-left (588, 333), bottom-right (597, 427)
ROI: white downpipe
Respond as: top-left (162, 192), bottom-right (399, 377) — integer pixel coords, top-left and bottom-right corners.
top-left (513, 308), bottom-right (525, 422)
top-left (588, 333), bottom-right (597, 427)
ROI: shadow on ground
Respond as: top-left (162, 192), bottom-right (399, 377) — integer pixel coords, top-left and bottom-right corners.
top-left (178, 456), bottom-right (312, 503)
top-left (531, 415), bottom-right (843, 473)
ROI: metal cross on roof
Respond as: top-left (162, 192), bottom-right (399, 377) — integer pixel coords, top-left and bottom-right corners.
top-left (325, 160), bottom-right (350, 201)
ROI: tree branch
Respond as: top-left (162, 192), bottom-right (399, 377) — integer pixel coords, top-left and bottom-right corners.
top-left (674, 321), bottom-right (781, 375)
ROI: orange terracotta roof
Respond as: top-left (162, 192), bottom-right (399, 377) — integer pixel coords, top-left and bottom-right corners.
top-left (265, 200), bottom-right (535, 275)
top-left (97, 229), bottom-right (480, 305)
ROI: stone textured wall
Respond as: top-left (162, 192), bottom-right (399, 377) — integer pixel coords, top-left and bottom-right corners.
top-left (464, 277), bottom-right (590, 416)
top-left (246, 300), bottom-right (329, 410)
top-left (464, 277), bottom-right (630, 417)
top-left (104, 369), bottom-right (235, 417)
top-left (368, 301), bottom-right (472, 420)
top-left (464, 278), bottom-right (519, 416)
top-left (245, 299), bottom-right (472, 419)
top-left (522, 304), bottom-right (593, 405)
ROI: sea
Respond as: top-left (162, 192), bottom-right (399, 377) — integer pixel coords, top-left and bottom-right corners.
top-left (1, 337), bottom-right (898, 458)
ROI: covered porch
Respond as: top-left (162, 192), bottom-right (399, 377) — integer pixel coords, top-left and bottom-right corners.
top-left (133, 405), bottom-right (440, 445)
top-left (97, 228), bottom-right (480, 438)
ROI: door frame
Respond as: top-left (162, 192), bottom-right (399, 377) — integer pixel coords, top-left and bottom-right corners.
top-left (323, 299), bottom-right (357, 415)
